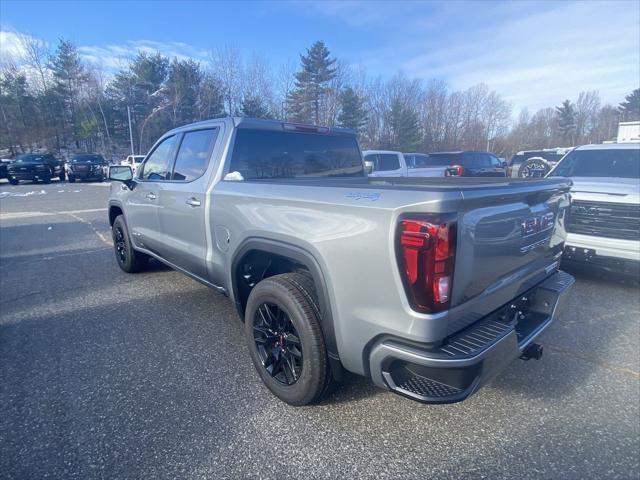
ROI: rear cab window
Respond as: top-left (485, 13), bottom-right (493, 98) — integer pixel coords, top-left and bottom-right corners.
top-left (228, 129), bottom-right (363, 179)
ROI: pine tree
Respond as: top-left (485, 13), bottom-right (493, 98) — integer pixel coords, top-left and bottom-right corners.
top-left (619, 88), bottom-right (640, 121)
top-left (166, 58), bottom-right (203, 127)
top-left (387, 99), bottom-right (422, 151)
top-left (241, 95), bottom-right (271, 118)
top-left (337, 87), bottom-right (367, 134)
top-left (555, 99), bottom-right (577, 144)
top-left (49, 39), bottom-right (87, 148)
top-left (287, 41), bottom-right (336, 124)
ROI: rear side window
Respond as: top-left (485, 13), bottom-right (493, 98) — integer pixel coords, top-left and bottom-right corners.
top-left (410, 154), bottom-right (430, 168)
top-left (463, 153), bottom-right (491, 168)
top-left (364, 153), bottom-right (401, 172)
top-left (377, 154), bottom-right (400, 171)
top-left (171, 129), bottom-right (218, 181)
top-left (141, 135), bottom-right (177, 181)
top-left (428, 153), bottom-right (460, 166)
top-left (229, 129), bottom-right (363, 179)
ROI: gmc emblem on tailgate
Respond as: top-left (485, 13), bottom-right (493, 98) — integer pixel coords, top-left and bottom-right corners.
top-left (521, 212), bottom-right (555, 238)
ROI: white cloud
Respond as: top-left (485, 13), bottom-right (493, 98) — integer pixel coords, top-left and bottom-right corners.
top-left (306, 0), bottom-right (640, 111)
top-left (0, 30), bottom-right (29, 63)
top-left (78, 39), bottom-right (210, 70)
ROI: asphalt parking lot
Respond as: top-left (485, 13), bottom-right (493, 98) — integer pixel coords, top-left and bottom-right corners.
top-left (1, 180), bottom-right (639, 479)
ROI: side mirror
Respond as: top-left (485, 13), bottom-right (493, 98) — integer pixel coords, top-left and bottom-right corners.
top-left (109, 165), bottom-right (133, 182)
top-left (502, 161), bottom-right (508, 168)
top-left (364, 160), bottom-right (374, 175)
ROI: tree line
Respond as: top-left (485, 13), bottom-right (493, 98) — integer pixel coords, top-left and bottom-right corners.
top-left (1, 35), bottom-right (639, 160)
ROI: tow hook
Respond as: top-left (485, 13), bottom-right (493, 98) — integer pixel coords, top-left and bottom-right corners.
top-left (520, 343), bottom-right (543, 361)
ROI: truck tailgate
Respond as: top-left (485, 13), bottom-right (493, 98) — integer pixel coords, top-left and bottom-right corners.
top-left (448, 179), bottom-right (571, 333)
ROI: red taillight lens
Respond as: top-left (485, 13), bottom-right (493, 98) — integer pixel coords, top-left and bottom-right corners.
top-left (396, 214), bottom-right (457, 313)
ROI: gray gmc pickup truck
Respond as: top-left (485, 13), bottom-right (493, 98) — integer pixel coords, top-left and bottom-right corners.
top-left (107, 117), bottom-right (574, 406)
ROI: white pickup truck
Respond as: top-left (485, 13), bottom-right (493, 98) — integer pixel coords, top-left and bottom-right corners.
top-left (363, 150), bottom-right (447, 177)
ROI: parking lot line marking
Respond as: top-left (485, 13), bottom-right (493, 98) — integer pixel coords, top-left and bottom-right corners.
top-left (65, 211), bottom-right (111, 245)
top-left (0, 208), bottom-right (106, 220)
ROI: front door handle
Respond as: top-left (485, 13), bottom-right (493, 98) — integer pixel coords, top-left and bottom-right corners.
top-left (146, 193), bottom-right (156, 200)
top-left (185, 197), bottom-right (201, 207)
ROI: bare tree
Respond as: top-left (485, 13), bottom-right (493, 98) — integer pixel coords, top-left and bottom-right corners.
top-left (210, 45), bottom-right (243, 115)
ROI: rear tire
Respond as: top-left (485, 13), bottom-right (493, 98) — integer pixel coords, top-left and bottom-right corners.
top-left (244, 272), bottom-right (333, 406)
top-left (112, 215), bottom-right (149, 273)
top-left (41, 173), bottom-right (51, 184)
top-left (519, 157), bottom-right (550, 178)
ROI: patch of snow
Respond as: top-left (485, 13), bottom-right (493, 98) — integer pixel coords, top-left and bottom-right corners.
top-left (0, 189), bottom-right (47, 198)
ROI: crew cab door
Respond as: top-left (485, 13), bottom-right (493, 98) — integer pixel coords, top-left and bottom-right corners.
top-left (126, 135), bottom-right (178, 254)
top-left (366, 153), bottom-right (405, 177)
top-left (155, 127), bottom-right (220, 280)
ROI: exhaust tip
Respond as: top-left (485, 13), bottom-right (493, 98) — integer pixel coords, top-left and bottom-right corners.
top-left (520, 343), bottom-right (543, 361)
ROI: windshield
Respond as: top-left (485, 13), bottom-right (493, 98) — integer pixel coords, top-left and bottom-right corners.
top-left (550, 148), bottom-right (640, 179)
top-left (15, 154), bottom-right (45, 163)
top-left (73, 155), bottom-right (104, 163)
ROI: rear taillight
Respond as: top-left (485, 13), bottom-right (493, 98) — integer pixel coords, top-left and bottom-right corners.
top-left (445, 165), bottom-right (464, 176)
top-left (396, 214), bottom-right (457, 313)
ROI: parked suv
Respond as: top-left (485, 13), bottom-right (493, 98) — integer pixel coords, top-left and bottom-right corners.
top-left (7, 153), bottom-right (65, 184)
top-left (108, 117), bottom-right (573, 406)
top-left (67, 154), bottom-right (108, 183)
top-left (549, 143), bottom-right (640, 275)
top-left (433, 151), bottom-right (507, 177)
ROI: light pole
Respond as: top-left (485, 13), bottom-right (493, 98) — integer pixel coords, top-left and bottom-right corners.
top-left (127, 106), bottom-right (135, 156)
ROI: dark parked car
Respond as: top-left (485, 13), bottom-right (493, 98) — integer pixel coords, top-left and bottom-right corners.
top-left (7, 153), bottom-right (65, 185)
top-left (0, 158), bottom-right (12, 180)
top-left (430, 151), bottom-right (507, 177)
top-left (67, 154), bottom-right (108, 183)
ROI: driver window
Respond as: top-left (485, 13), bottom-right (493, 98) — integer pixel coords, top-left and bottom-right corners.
top-left (140, 135), bottom-right (177, 181)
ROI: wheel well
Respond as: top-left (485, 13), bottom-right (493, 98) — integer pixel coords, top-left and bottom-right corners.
top-left (234, 249), bottom-right (310, 319)
top-left (109, 206), bottom-right (123, 226)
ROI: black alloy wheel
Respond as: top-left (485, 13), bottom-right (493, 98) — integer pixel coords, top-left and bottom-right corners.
top-left (253, 302), bottom-right (303, 385)
top-left (114, 225), bottom-right (127, 265)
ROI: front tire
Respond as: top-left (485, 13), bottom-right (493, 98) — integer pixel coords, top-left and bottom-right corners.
top-left (245, 272), bottom-right (333, 406)
top-left (68, 175), bottom-right (76, 183)
top-left (9, 177), bottom-right (19, 185)
top-left (59, 170), bottom-right (66, 181)
top-left (111, 215), bottom-right (149, 273)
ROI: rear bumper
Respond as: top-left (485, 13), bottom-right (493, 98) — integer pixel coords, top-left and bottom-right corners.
top-left (566, 232), bottom-right (640, 262)
top-left (368, 270), bottom-right (574, 404)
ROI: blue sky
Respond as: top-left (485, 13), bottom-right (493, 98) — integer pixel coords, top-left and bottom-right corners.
top-left (1, 0), bottom-right (638, 111)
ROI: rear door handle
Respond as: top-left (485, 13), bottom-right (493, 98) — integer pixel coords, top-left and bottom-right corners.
top-left (185, 197), bottom-right (201, 207)
top-left (146, 193), bottom-right (156, 200)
